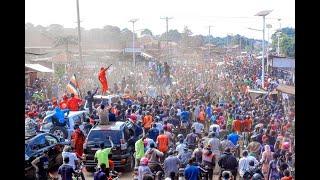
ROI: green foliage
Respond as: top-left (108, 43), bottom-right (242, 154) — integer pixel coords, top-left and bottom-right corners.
top-left (55, 64), bottom-right (65, 79)
top-left (271, 27), bottom-right (295, 57)
top-left (141, 29), bottom-right (153, 36)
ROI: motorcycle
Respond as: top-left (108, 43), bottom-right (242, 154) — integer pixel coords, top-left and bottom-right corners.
top-left (108, 170), bottom-right (121, 180)
top-left (73, 162), bottom-right (86, 180)
top-left (242, 162), bottom-right (264, 180)
top-left (199, 165), bottom-right (209, 180)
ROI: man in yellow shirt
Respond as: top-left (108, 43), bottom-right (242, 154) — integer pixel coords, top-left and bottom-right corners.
top-left (94, 136), bottom-right (114, 176)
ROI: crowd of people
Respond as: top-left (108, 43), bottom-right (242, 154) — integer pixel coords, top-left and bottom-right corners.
top-left (25, 51), bottom-right (295, 180)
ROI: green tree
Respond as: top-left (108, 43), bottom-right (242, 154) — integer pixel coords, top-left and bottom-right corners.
top-left (141, 29), bottom-right (153, 36)
top-left (181, 26), bottom-right (193, 48)
top-left (103, 25), bottom-right (121, 48)
top-left (54, 35), bottom-right (78, 52)
top-left (271, 27), bottom-right (295, 57)
top-left (160, 29), bottom-right (182, 43)
top-left (54, 64), bottom-right (66, 79)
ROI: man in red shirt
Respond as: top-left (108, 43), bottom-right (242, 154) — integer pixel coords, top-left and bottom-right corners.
top-left (59, 95), bottom-right (68, 109)
top-left (67, 93), bottom-right (82, 111)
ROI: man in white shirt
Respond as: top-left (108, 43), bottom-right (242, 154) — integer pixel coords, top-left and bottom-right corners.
top-left (62, 146), bottom-right (79, 170)
top-left (209, 121), bottom-right (220, 137)
top-left (192, 121), bottom-right (204, 135)
top-left (238, 150), bottom-right (259, 178)
top-left (176, 139), bottom-right (187, 156)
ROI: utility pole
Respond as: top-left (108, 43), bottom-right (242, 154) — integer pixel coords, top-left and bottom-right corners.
top-left (76, 0), bottom-right (83, 62)
top-left (129, 18), bottom-right (138, 67)
top-left (277, 18), bottom-right (281, 56)
top-left (255, 10), bottom-right (272, 89)
top-left (208, 25), bottom-right (213, 60)
top-left (239, 35), bottom-right (242, 55)
top-left (160, 17), bottom-right (173, 63)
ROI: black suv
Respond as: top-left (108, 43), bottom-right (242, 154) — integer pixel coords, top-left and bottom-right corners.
top-left (83, 120), bottom-right (142, 172)
top-left (25, 133), bottom-right (67, 179)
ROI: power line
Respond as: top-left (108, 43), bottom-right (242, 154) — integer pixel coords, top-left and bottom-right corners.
top-left (160, 17), bottom-right (173, 62)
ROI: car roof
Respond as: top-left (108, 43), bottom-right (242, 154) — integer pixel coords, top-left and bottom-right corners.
top-left (25, 132), bottom-right (55, 143)
top-left (92, 121), bottom-right (126, 131)
top-left (44, 110), bottom-right (86, 119)
top-left (68, 111), bottom-right (87, 117)
top-left (93, 94), bottom-right (121, 99)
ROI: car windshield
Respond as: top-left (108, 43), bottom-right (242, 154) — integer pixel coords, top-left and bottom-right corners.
top-left (25, 143), bottom-right (32, 157)
top-left (87, 130), bottom-right (122, 145)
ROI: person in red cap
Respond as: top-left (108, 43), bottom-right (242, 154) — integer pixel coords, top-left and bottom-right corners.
top-left (98, 67), bottom-right (109, 95)
top-left (67, 93), bottom-right (82, 111)
top-left (59, 95), bottom-right (69, 109)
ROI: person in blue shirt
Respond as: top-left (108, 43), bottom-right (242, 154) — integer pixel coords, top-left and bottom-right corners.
top-left (210, 111), bottom-right (217, 124)
top-left (108, 109), bottom-right (116, 122)
top-left (180, 107), bottom-right (190, 123)
top-left (148, 124), bottom-right (160, 142)
top-left (206, 103), bottom-right (212, 120)
top-left (52, 107), bottom-right (69, 126)
top-left (228, 130), bottom-right (240, 146)
top-left (184, 157), bottom-right (200, 180)
top-left (135, 121), bottom-right (143, 137)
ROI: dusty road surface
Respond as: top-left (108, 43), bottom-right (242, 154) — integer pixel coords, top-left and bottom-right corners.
top-left (83, 168), bottom-right (133, 180)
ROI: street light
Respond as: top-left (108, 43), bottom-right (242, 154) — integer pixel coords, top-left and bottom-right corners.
top-left (255, 10), bottom-right (272, 89)
top-left (266, 24), bottom-right (272, 73)
top-left (129, 18), bottom-right (139, 67)
top-left (277, 18), bottom-right (282, 56)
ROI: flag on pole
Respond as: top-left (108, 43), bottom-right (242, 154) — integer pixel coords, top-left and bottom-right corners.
top-left (66, 74), bottom-right (80, 97)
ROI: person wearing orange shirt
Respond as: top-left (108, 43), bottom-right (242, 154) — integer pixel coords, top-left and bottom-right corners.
top-left (67, 93), bottom-right (82, 111)
top-left (143, 112), bottom-right (153, 132)
top-left (59, 95), bottom-right (68, 109)
top-left (232, 116), bottom-right (242, 133)
top-left (98, 67), bottom-right (109, 95)
top-left (198, 107), bottom-right (206, 129)
top-left (156, 130), bottom-right (169, 153)
top-left (243, 115), bottom-right (253, 132)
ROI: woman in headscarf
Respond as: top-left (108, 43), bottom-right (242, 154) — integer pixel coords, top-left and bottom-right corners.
top-left (261, 145), bottom-right (274, 179)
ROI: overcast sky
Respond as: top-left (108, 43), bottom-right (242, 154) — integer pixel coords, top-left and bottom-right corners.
top-left (25, 0), bottom-right (294, 39)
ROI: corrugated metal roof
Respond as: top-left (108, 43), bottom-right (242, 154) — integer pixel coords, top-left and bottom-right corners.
top-left (25, 64), bottom-right (54, 73)
top-left (273, 58), bottom-right (295, 68)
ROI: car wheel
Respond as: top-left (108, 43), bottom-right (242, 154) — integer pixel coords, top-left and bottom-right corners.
top-left (125, 155), bottom-right (135, 172)
top-left (50, 126), bottom-right (68, 139)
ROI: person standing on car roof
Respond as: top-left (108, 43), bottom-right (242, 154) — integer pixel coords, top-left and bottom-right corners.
top-left (71, 125), bottom-right (86, 158)
top-left (67, 93), bottom-right (83, 111)
top-left (97, 104), bottom-right (109, 125)
top-left (85, 87), bottom-right (99, 114)
top-left (31, 149), bottom-right (50, 180)
top-left (95, 136), bottom-right (114, 176)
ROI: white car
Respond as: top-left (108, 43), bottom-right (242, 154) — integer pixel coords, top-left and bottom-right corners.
top-left (84, 94), bottom-right (122, 112)
top-left (40, 111), bottom-right (89, 141)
